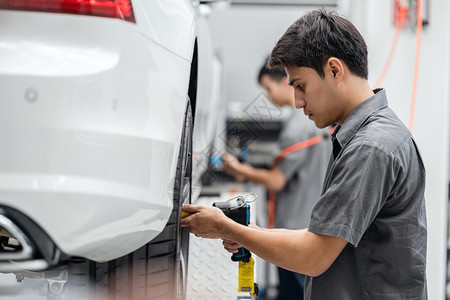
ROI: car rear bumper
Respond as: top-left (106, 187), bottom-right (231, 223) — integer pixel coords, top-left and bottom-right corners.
top-left (0, 11), bottom-right (192, 264)
top-left (0, 154), bottom-right (174, 263)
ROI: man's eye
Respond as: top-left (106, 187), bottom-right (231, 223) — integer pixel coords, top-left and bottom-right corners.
top-left (296, 84), bottom-right (304, 91)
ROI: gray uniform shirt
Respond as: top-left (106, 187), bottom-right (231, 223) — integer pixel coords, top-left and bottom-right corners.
top-left (275, 108), bottom-right (330, 229)
top-left (305, 89), bottom-right (427, 299)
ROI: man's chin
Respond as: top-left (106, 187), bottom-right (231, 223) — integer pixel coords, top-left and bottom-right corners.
top-left (312, 120), bottom-right (326, 129)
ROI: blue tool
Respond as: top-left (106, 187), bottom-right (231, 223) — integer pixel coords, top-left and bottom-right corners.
top-left (212, 194), bottom-right (257, 263)
top-left (210, 155), bottom-right (223, 165)
top-left (209, 149), bottom-right (249, 166)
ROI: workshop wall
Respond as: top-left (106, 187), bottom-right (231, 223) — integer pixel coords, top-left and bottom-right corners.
top-left (208, 4), bottom-right (328, 119)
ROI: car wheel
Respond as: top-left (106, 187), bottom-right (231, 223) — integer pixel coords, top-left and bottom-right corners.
top-left (53, 99), bottom-right (193, 300)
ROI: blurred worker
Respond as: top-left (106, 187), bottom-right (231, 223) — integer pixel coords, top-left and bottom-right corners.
top-left (183, 9), bottom-right (427, 300)
top-left (222, 60), bottom-right (330, 300)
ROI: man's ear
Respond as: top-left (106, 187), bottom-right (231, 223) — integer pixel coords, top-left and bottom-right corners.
top-left (325, 57), bottom-right (344, 84)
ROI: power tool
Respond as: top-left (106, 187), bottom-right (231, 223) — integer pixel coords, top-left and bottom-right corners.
top-left (181, 194), bottom-right (257, 263)
top-left (212, 195), bottom-right (252, 263)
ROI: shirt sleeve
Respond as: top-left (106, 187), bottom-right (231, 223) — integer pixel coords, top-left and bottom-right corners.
top-left (308, 141), bottom-right (400, 247)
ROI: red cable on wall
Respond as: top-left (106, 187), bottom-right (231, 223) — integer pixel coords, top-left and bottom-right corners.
top-left (374, 0), bottom-right (408, 88)
top-left (409, 0), bottom-right (423, 131)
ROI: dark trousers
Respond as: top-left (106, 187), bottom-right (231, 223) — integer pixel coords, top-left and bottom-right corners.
top-left (276, 267), bottom-right (305, 300)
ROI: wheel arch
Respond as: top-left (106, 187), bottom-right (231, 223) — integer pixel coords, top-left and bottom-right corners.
top-left (188, 39), bottom-right (198, 120)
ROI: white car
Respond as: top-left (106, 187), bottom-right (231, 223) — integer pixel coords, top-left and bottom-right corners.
top-left (0, 0), bottom-right (223, 298)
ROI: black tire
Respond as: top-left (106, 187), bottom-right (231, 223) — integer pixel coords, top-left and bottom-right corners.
top-left (55, 100), bottom-right (193, 300)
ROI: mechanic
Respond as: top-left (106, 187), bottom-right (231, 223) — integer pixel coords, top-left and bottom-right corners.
top-left (182, 9), bottom-right (427, 299)
top-left (221, 60), bottom-right (330, 300)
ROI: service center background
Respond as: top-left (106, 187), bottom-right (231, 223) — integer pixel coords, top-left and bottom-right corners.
top-left (208, 1), bottom-right (449, 299)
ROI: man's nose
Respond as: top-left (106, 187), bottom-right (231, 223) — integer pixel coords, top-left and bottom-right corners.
top-left (294, 90), bottom-right (306, 108)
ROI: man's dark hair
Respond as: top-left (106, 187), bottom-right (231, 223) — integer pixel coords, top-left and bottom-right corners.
top-left (258, 58), bottom-right (287, 84)
top-left (268, 9), bottom-right (368, 79)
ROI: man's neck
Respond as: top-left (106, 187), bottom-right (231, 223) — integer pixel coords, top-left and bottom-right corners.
top-left (337, 79), bottom-right (374, 125)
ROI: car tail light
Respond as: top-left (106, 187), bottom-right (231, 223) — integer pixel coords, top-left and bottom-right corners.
top-left (0, 0), bottom-right (135, 23)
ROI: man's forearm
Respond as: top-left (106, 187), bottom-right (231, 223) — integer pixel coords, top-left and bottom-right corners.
top-left (222, 221), bottom-right (335, 277)
top-left (240, 165), bottom-right (285, 191)
top-left (239, 164), bottom-right (268, 185)
top-left (249, 222), bottom-right (293, 233)
top-left (181, 204), bottom-right (347, 277)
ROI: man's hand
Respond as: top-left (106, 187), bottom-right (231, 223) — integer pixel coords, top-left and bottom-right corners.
top-left (222, 239), bottom-right (241, 253)
top-left (222, 152), bottom-right (286, 191)
top-left (222, 152), bottom-right (246, 178)
top-left (222, 223), bottom-right (259, 253)
top-left (183, 205), bottom-right (348, 277)
top-left (181, 204), bottom-right (231, 239)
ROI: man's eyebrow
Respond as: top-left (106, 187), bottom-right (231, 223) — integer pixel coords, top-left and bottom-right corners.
top-left (289, 78), bottom-right (301, 86)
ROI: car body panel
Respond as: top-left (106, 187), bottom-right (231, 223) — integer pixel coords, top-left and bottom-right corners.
top-left (132, 0), bottom-right (196, 61)
top-left (0, 7), bottom-right (201, 261)
top-left (191, 10), bottom-right (223, 189)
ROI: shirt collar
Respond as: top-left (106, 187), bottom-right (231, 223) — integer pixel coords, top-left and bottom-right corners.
top-left (332, 88), bottom-right (388, 147)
